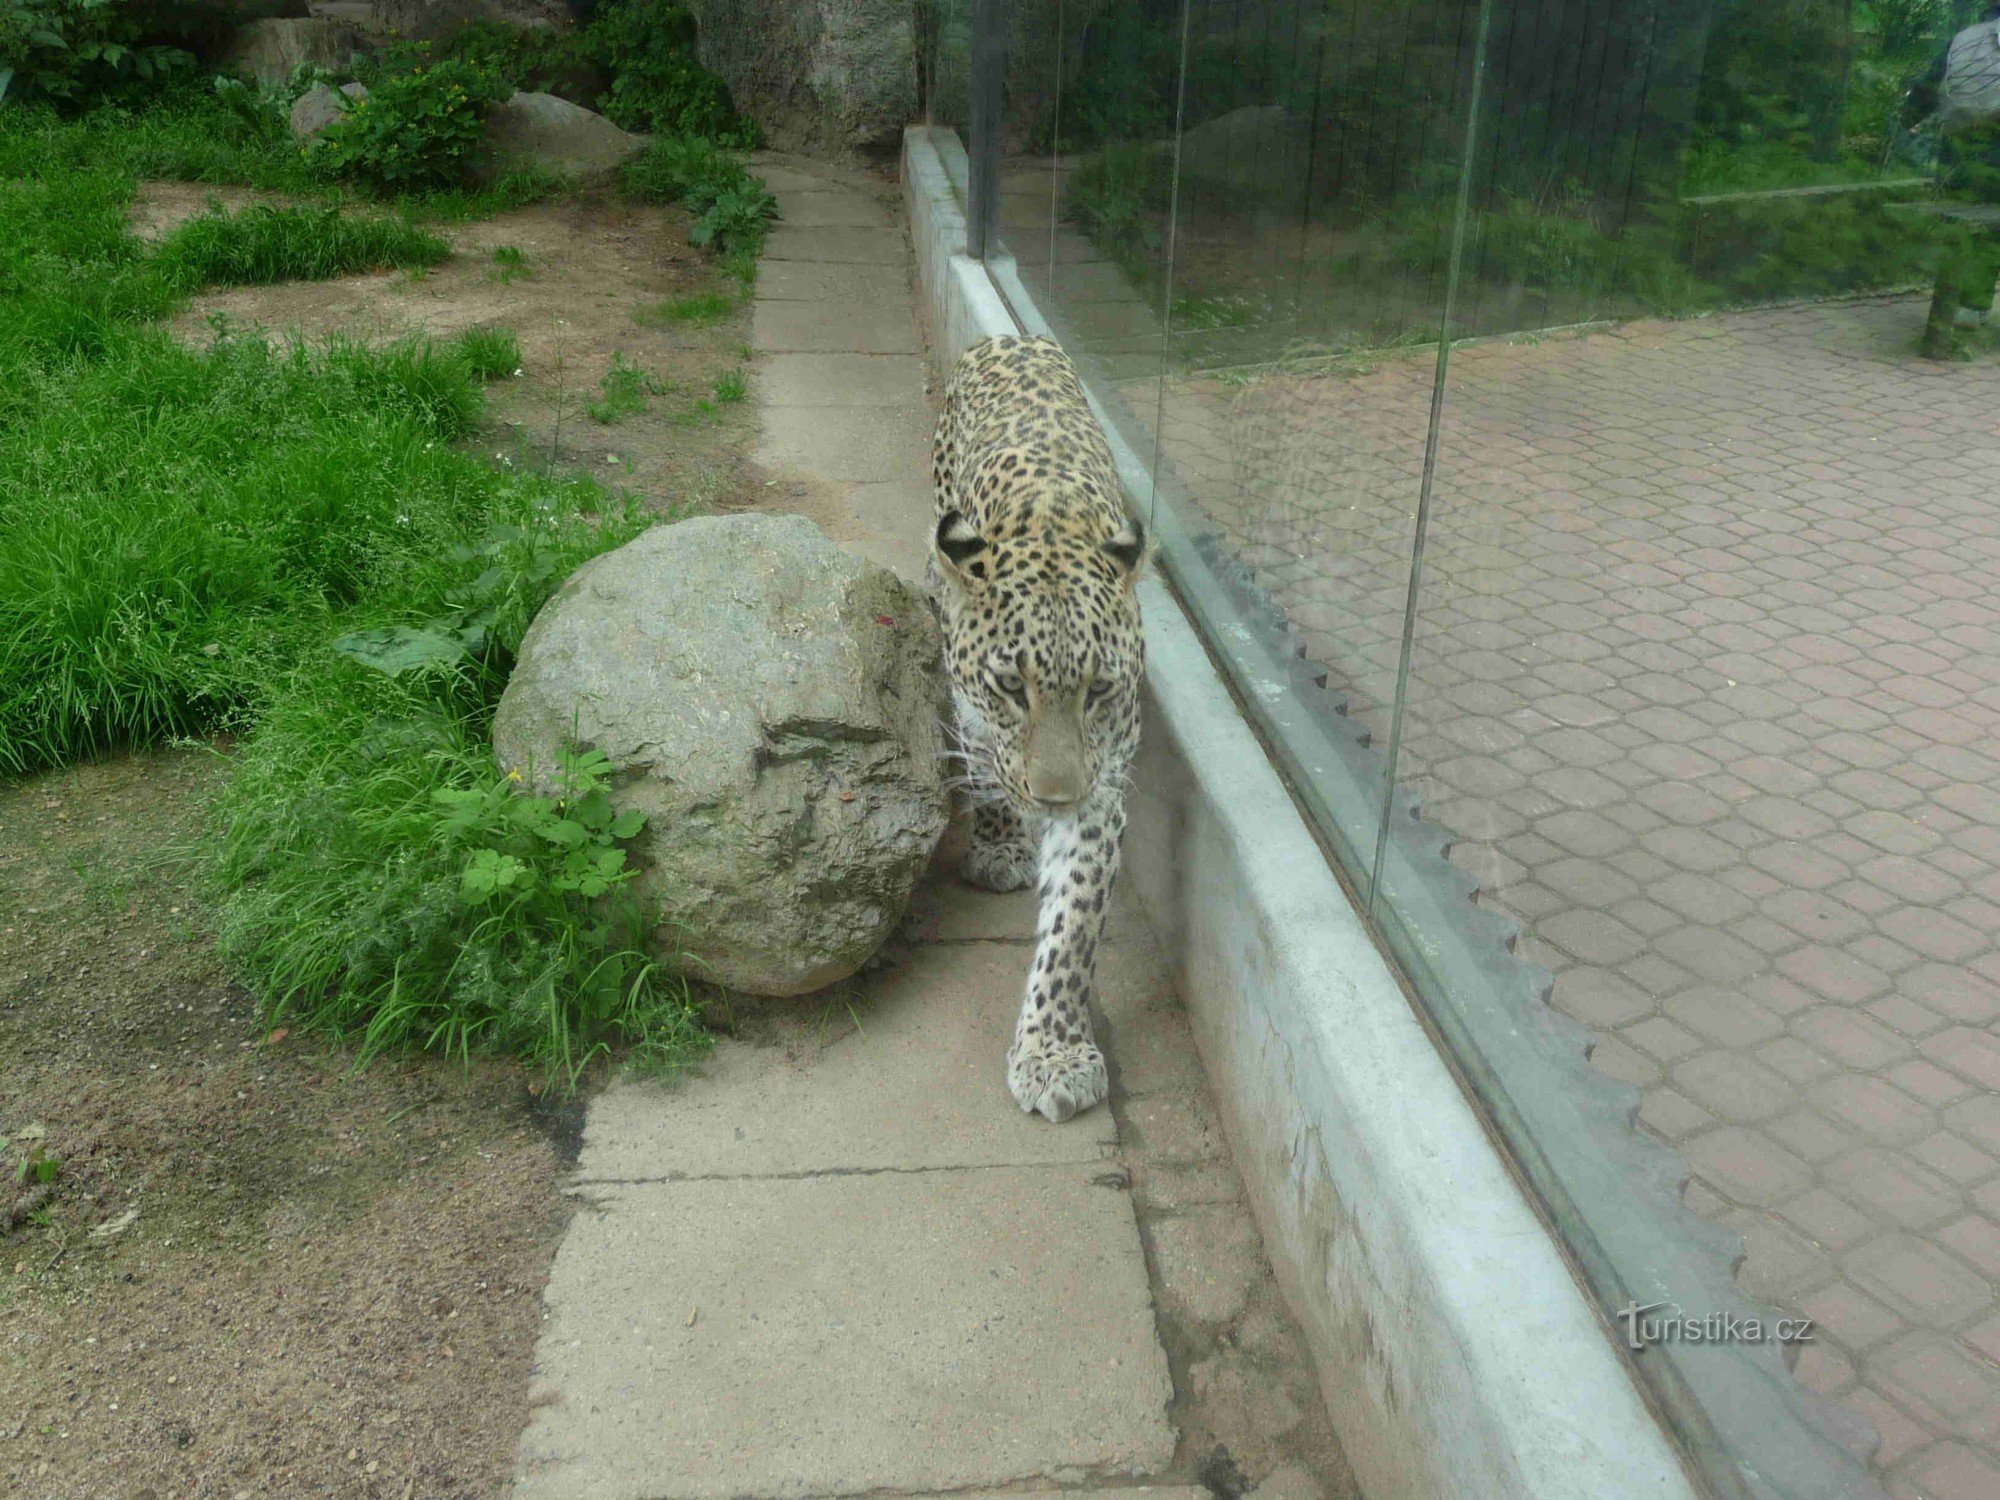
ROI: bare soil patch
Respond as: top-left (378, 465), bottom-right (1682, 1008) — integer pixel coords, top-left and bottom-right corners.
top-left (0, 751), bottom-right (581, 1499)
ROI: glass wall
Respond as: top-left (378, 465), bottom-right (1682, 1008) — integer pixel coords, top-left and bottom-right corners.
top-left (942, 2), bottom-right (2000, 1495)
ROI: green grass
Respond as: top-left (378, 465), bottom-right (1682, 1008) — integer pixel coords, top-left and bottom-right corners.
top-left (714, 368), bottom-right (747, 404)
top-left (154, 204), bottom-right (450, 289)
top-left (456, 325), bottom-right (522, 380)
top-left (0, 92), bottom-right (704, 1088)
top-left (634, 289), bottom-right (736, 327)
top-left (490, 244), bottom-right (531, 282)
top-left (586, 352), bottom-right (662, 424)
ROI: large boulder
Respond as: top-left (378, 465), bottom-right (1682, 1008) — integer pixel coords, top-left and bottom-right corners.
top-left (222, 17), bottom-right (368, 85)
top-left (683, 0), bottom-right (915, 151)
top-left (492, 515), bottom-right (949, 998)
top-left (471, 90), bottom-right (645, 184)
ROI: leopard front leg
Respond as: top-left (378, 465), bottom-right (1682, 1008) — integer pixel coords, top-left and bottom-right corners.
top-left (1007, 786), bottom-right (1124, 1123)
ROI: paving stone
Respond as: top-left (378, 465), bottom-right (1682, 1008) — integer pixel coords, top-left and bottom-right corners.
top-left (764, 224), bottom-right (909, 263)
top-left (574, 942), bottom-right (1118, 1180)
top-left (1847, 1233), bottom-right (1993, 1328)
top-left (756, 259), bottom-right (914, 304)
top-left (756, 402), bottom-right (933, 482)
top-left (756, 351), bottom-right (930, 408)
top-left (515, 1168), bottom-right (1176, 1499)
top-left (772, 190), bottom-right (894, 227)
top-left (752, 297), bottom-right (921, 355)
top-left (1149, 1206), bottom-right (1265, 1329)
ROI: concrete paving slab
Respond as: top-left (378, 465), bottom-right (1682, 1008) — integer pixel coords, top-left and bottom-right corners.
top-left (514, 1167), bottom-right (1177, 1500)
top-left (574, 941), bottom-right (1117, 1180)
top-left (838, 479), bottom-right (933, 581)
top-left (757, 402), bottom-right (933, 483)
top-left (775, 191), bottom-right (894, 228)
top-left (756, 260), bottom-right (913, 304)
top-left (765, 225), bottom-right (909, 264)
top-left (757, 352), bottom-right (929, 407)
top-left (747, 160), bottom-right (856, 194)
top-left (752, 297), bottom-right (922, 355)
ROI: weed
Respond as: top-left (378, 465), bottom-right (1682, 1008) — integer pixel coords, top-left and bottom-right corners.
top-left (455, 325), bottom-right (521, 380)
top-left (587, 351), bottom-right (663, 423)
top-left (714, 368), bottom-right (747, 404)
top-left (634, 289), bottom-right (734, 326)
top-left (489, 243), bottom-right (530, 282)
top-left (622, 134), bottom-right (778, 257)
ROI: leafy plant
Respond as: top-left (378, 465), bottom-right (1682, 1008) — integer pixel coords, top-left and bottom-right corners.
top-left (313, 56), bottom-right (505, 190)
top-left (714, 367), bottom-right (746, 403)
top-left (587, 351), bottom-right (662, 423)
top-left (622, 134), bottom-right (778, 257)
top-left (585, 0), bottom-right (758, 146)
top-left (0, 0), bottom-right (194, 108)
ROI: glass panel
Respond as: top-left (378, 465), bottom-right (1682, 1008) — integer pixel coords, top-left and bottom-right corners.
top-left (992, 0), bottom-right (1486, 879)
top-left (1402, 0), bottom-right (1997, 1490)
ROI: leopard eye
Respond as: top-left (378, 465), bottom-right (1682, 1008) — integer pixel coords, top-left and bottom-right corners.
top-left (1086, 678), bottom-right (1115, 702)
top-left (994, 671), bottom-right (1027, 703)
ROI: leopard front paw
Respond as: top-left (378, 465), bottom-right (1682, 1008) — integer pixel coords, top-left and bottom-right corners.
top-left (962, 838), bottom-right (1035, 893)
top-left (1007, 1039), bottom-right (1109, 1123)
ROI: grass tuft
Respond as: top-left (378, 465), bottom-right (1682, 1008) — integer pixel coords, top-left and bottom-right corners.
top-left (154, 204), bottom-right (451, 290)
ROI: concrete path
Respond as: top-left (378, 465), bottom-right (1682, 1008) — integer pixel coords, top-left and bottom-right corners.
top-left (511, 157), bottom-right (1355, 1500)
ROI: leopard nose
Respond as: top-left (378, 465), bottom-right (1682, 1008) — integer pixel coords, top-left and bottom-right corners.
top-left (1026, 766), bottom-right (1085, 807)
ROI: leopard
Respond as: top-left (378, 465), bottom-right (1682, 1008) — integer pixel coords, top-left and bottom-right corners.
top-left (929, 333), bottom-right (1147, 1124)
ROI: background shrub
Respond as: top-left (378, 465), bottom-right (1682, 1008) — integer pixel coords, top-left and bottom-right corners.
top-left (622, 134), bottom-right (777, 267)
top-left (313, 57), bottom-right (506, 190)
top-left (0, 0), bottom-right (194, 108)
top-left (586, 0), bottom-right (758, 145)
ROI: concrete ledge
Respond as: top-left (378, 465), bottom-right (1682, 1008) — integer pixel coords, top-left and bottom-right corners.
top-left (902, 123), bottom-right (1698, 1500)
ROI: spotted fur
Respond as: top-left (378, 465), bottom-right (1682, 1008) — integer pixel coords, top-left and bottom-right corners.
top-left (929, 334), bottom-right (1146, 1123)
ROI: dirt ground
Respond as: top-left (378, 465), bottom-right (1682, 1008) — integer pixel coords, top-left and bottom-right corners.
top-left (0, 185), bottom-right (761, 1500)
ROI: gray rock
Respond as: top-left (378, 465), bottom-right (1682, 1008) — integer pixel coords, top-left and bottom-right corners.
top-left (370, 1), bottom-right (573, 40)
top-left (222, 17), bottom-right (367, 85)
top-left (288, 81), bottom-right (347, 139)
top-left (492, 515), bottom-right (949, 998)
top-left (471, 90), bottom-right (645, 185)
top-left (339, 80), bottom-right (369, 100)
top-left (1178, 105), bottom-right (1304, 208)
top-left (685, 0), bottom-right (914, 150)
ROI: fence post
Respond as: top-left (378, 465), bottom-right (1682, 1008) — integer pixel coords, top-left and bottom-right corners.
top-left (968, 0), bottom-right (1006, 259)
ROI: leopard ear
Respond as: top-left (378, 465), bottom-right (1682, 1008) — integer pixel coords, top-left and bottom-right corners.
top-left (935, 510), bottom-right (989, 574)
top-left (1103, 515), bottom-right (1147, 580)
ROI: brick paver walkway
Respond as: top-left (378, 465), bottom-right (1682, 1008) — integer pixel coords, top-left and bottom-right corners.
top-left (1114, 298), bottom-right (2000, 1497)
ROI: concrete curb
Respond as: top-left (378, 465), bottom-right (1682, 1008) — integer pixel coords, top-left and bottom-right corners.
top-left (903, 122), bottom-right (1706, 1500)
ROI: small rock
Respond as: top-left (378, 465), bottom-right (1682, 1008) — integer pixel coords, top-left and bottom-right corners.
top-left (288, 82), bottom-right (347, 141)
top-left (339, 80), bottom-right (370, 101)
